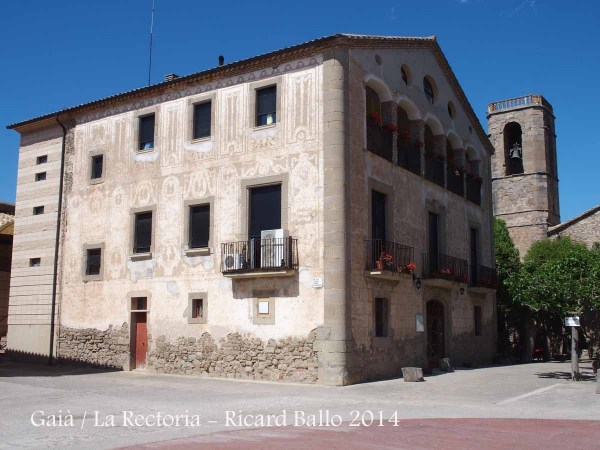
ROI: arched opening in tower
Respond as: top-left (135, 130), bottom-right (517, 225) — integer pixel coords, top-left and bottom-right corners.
top-left (504, 122), bottom-right (524, 175)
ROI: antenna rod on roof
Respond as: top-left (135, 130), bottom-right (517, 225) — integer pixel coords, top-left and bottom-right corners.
top-left (147, 0), bottom-right (156, 86)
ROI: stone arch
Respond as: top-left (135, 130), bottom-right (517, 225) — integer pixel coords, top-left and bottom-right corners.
top-left (503, 121), bottom-right (524, 175)
top-left (364, 74), bottom-right (393, 103)
top-left (395, 96), bottom-right (421, 120)
top-left (423, 113), bottom-right (444, 136)
top-left (466, 146), bottom-right (480, 175)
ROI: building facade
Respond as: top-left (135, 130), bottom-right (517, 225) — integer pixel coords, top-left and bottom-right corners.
top-left (6, 34), bottom-right (496, 385)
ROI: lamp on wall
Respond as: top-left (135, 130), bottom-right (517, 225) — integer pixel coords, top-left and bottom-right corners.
top-left (413, 274), bottom-right (422, 290)
top-left (459, 287), bottom-right (465, 296)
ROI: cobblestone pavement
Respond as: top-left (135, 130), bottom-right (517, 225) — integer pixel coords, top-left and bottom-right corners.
top-left (0, 359), bottom-right (598, 449)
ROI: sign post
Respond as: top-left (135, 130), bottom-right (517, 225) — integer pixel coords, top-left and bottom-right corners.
top-left (565, 316), bottom-right (580, 381)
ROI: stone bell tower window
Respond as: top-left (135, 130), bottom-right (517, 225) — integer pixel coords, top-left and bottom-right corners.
top-left (504, 122), bottom-right (524, 175)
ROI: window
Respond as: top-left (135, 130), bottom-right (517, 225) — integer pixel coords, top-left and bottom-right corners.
top-left (428, 212), bottom-right (440, 270)
top-left (192, 298), bottom-right (204, 319)
top-left (371, 190), bottom-right (387, 241)
top-left (91, 154), bottom-right (103, 180)
top-left (470, 228), bottom-right (479, 283)
top-left (134, 212), bottom-right (152, 254)
top-left (139, 114), bottom-right (155, 150)
top-left (256, 86), bottom-right (277, 126)
top-left (30, 258), bottom-right (41, 267)
top-left (374, 298), bottom-right (389, 337)
top-left (503, 122), bottom-right (523, 175)
top-left (132, 297), bottom-right (147, 311)
top-left (249, 184), bottom-right (281, 239)
top-left (86, 248), bottom-right (102, 276)
top-left (36, 155), bottom-right (47, 165)
top-left (192, 101), bottom-right (211, 139)
top-left (189, 204), bottom-right (210, 248)
top-left (423, 77), bottom-right (435, 104)
top-left (35, 172), bottom-right (46, 181)
top-left (400, 64), bottom-right (411, 86)
top-left (474, 306), bottom-right (482, 336)
top-left (33, 206), bottom-right (44, 215)
top-left (447, 101), bottom-right (456, 119)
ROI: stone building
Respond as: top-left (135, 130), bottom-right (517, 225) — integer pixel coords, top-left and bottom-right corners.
top-left (6, 34), bottom-right (496, 385)
top-left (0, 202), bottom-right (14, 341)
top-left (488, 95), bottom-right (599, 255)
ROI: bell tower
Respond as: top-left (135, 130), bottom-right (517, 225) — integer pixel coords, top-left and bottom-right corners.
top-left (487, 95), bottom-right (560, 256)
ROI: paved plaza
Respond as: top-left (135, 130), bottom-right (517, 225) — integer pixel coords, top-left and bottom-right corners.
top-left (0, 359), bottom-right (598, 449)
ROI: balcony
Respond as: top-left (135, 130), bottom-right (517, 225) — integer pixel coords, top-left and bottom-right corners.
top-left (367, 122), bottom-right (394, 162)
top-left (466, 174), bottom-right (482, 205)
top-left (365, 239), bottom-right (415, 280)
top-left (221, 237), bottom-right (298, 278)
top-left (488, 94), bottom-right (553, 114)
top-left (424, 154), bottom-right (445, 187)
top-left (470, 264), bottom-right (498, 291)
top-left (421, 253), bottom-right (469, 286)
top-left (397, 142), bottom-right (421, 175)
top-left (446, 164), bottom-right (464, 197)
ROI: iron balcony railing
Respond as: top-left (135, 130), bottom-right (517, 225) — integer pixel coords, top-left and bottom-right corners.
top-left (446, 163), bottom-right (464, 197)
top-left (365, 239), bottom-right (415, 274)
top-left (221, 237), bottom-right (298, 274)
top-left (397, 142), bottom-right (421, 175)
top-left (366, 122), bottom-right (394, 162)
top-left (424, 154), bottom-right (445, 187)
top-left (422, 253), bottom-right (469, 283)
top-left (471, 264), bottom-right (498, 289)
top-left (466, 174), bottom-right (482, 205)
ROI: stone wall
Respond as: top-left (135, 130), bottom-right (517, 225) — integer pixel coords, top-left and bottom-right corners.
top-left (147, 330), bottom-right (319, 383)
top-left (548, 206), bottom-right (600, 248)
top-left (57, 324), bottom-right (130, 369)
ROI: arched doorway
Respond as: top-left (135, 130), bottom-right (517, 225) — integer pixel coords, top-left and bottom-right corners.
top-left (426, 300), bottom-right (446, 368)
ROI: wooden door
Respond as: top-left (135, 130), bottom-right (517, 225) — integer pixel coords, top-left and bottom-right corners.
top-left (133, 312), bottom-right (147, 369)
top-left (427, 300), bottom-right (445, 369)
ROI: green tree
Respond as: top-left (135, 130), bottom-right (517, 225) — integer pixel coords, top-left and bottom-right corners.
top-left (493, 219), bottom-right (526, 357)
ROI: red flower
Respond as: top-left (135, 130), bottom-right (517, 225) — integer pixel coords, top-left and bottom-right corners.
top-left (398, 130), bottom-right (411, 140)
top-left (367, 112), bottom-right (382, 125)
top-left (384, 123), bottom-right (398, 132)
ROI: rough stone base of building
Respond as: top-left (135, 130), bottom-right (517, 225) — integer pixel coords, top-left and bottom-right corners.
top-left (147, 331), bottom-right (319, 384)
top-left (57, 324), bottom-right (130, 369)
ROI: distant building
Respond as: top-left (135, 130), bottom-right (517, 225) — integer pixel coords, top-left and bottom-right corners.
top-left (0, 202), bottom-right (14, 342)
top-left (6, 34), bottom-right (496, 385)
top-left (488, 95), bottom-right (599, 255)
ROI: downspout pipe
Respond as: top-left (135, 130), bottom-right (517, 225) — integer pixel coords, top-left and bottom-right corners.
top-left (49, 114), bottom-right (67, 365)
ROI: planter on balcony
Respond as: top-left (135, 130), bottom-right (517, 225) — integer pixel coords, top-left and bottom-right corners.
top-left (367, 122), bottom-right (394, 162)
top-left (365, 239), bottom-right (415, 280)
top-left (425, 154), bottom-right (445, 187)
top-left (422, 253), bottom-right (469, 285)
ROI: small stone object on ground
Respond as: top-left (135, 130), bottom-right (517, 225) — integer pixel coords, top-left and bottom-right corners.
top-left (439, 358), bottom-right (453, 372)
top-left (402, 367), bottom-right (424, 382)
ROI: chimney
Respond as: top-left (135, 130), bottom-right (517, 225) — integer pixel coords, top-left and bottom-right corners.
top-left (164, 73), bottom-right (179, 82)
top-left (218, 55), bottom-right (224, 66)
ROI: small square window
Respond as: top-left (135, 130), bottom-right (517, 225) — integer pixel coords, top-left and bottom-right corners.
top-left (30, 258), bottom-right (41, 267)
top-left (375, 298), bottom-right (389, 337)
top-left (86, 248), bottom-right (102, 276)
top-left (256, 85), bottom-right (277, 126)
top-left (33, 206), bottom-right (44, 215)
top-left (132, 297), bottom-right (147, 311)
top-left (192, 101), bottom-right (211, 140)
top-left (139, 114), bottom-right (155, 151)
top-left (91, 154), bottom-right (104, 180)
top-left (35, 172), bottom-right (46, 182)
top-left (36, 155), bottom-right (48, 165)
top-left (258, 300), bottom-right (270, 316)
top-left (192, 298), bottom-right (204, 319)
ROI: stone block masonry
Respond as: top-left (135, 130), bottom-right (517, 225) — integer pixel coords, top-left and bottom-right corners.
top-left (147, 331), bottom-right (319, 383)
top-left (57, 324), bottom-right (130, 369)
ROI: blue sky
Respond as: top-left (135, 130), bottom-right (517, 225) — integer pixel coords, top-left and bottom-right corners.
top-left (1, 0), bottom-right (597, 220)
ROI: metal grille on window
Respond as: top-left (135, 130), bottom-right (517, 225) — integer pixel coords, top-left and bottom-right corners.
top-left (134, 212), bottom-right (152, 253)
top-left (256, 86), bottom-right (276, 126)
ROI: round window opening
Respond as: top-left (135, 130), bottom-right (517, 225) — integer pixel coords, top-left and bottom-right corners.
top-left (447, 101), bottom-right (456, 119)
top-left (423, 77), bottom-right (435, 104)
